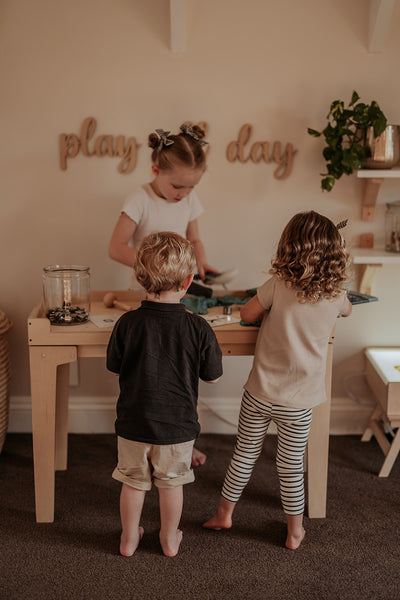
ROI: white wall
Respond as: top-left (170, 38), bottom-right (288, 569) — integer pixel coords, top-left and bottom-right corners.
top-left (2, 0), bottom-right (400, 434)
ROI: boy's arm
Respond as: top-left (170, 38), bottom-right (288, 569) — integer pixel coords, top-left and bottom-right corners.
top-left (202, 376), bottom-right (221, 384)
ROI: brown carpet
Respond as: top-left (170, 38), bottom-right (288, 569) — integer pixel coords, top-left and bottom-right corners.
top-left (0, 433), bottom-right (399, 600)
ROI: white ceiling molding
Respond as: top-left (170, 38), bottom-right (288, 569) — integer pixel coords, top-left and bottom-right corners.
top-left (170, 0), bottom-right (186, 53)
top-left (368, 0), bottom-right (396, 52)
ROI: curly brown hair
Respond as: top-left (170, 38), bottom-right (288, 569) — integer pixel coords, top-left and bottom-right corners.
top-left (134, 231), bottom-right (196, 295)
top-left (270, 211), bottom-right (350, 303)
top-left (148, 123), bottom-right (207, 171)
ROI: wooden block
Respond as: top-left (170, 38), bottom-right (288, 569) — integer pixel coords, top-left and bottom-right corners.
top-left (360, 233), bottom-right (374, 248)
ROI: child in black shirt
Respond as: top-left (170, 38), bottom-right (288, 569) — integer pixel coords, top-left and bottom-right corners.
top-left (107, 231), bottom-right (222, 557)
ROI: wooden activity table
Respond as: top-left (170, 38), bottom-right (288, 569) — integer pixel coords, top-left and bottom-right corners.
top-left (28, 290), bottom-right (334, 522)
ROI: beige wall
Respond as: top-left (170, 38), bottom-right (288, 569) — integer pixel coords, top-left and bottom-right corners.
top-left (2, 0), bottom-right (400, 433)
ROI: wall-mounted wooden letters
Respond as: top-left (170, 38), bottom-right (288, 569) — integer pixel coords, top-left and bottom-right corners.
top-left (60, 117), bottom-right (140, 174)
top-left (59, 119), bottom-right (297, 178)
top-left (226, 124), bottom-right (297, 179)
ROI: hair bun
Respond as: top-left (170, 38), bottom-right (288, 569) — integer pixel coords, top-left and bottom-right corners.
top-left (191, 124), bottom-right (205, 139)
top-left (148, 133), bottom-right (160, 149)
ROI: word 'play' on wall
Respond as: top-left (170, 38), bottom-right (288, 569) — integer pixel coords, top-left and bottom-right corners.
top-left (59, 118), bottom-right (297, 179)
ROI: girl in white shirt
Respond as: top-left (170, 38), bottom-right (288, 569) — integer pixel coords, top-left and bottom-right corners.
top-left (109, 123), bottom-right (217, 286)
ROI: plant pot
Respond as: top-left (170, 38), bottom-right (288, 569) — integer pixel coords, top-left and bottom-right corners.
top-left (363, 124), bottom-right (400, 169)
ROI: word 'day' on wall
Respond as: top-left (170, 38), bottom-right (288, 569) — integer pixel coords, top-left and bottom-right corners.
top-left (226, 124), bottom-right (297, 179)
top-left (59, 117), bottom-right (140, 174)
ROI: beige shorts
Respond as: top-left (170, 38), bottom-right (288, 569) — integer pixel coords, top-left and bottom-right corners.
top-left (112, 436), bottom-right (195, 491)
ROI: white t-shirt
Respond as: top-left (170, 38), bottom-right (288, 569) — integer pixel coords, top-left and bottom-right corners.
top-left (121, 183), bottom-right (203, 288)
top-left (244, 276), bottom-right (351, 409)
top-left (122, 183), bottom-right (203, 248)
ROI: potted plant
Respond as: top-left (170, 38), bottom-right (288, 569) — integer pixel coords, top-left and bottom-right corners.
top-left (308, 90), bottom-right (387, 191)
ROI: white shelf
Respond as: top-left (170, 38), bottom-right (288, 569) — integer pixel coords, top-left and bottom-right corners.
top-left (352, 248), bottom-right (400, 264)
top-left (357, 168), bottom-right (400, 178)
top-left (351, 247), bottom-right (400, 294)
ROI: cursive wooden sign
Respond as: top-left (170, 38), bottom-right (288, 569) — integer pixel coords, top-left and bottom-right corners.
top-left (60, 117), bottom-right (140, 174)
top-left (59, 119), bottom-right (297, 178)
top-left (226, 124), bottom-right (297, 179)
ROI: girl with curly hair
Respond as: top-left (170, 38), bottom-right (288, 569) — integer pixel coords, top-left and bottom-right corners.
top-left (204, 211), bottom-right (352, 550)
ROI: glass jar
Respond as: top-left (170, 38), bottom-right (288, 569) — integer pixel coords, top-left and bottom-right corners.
top-left (385, 202), bottom-right (400, 253)
top-left (43, 265), bottom-right (90, 324)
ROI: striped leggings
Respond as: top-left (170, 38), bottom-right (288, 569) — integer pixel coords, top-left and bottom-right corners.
top-left (221, 390), bottom-right (313, 516)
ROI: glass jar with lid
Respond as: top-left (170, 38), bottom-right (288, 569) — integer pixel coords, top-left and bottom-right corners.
top-left (385, 202), bottom-right (400, 253)
top-left (43, 265), bottom-right (90, 324)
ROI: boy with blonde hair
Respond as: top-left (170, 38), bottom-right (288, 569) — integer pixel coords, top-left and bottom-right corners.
top-left (107, 231), bottom-right (222, 557)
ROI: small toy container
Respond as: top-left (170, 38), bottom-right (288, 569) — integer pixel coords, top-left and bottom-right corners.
top-left (43, 265), bottom-right (90, 324)
top-left (385, 201), bottom-right (400, 252)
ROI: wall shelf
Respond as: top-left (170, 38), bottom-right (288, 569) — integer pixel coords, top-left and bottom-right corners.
top-left (357, 168), bottom-right (400, 221)
top-left (351, 247), bottom-right (400, 294)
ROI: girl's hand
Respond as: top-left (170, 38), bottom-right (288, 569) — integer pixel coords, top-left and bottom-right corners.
top-left (197, 263), bottom-right (219, 281)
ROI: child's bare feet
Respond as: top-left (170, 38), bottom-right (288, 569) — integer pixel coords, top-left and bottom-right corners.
top-left (159, 529), bottom-right (183, 557)
top-left (285, 526), bottom-right (305, 550)
top-left (203, 497), bottom-right (235, 530)
top-left (191, 447), bottom-right (206, 467)
top-left (120, 526), bottom-right (144, 557)
top-left (203, 510), bottom-right (232, 530)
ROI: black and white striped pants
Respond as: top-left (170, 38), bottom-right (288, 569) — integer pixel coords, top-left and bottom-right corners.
top-left (221, 390), bottom-right (313, 516)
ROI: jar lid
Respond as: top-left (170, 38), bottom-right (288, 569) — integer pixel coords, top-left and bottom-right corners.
top-left (0, 310), bottom-right (12, 335)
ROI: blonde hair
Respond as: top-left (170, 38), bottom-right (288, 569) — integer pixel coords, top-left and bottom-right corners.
top-left (134, 231), bottom-right (196, 295)
top-left (270, 211), bottom-right (350, 303)
top-left (148, 123), bottom-right (207, 171)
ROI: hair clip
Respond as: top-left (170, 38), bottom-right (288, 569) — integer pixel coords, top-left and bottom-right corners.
top-left (179, 123), bottom-right (209, 146)
top-left (155, 129), bottom-right (174, 152)
top-left (336, 219), bottom-right (348, 230)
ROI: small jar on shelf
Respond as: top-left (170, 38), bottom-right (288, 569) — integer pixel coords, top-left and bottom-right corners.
top-left (385, 201), bottom-right (400, 253)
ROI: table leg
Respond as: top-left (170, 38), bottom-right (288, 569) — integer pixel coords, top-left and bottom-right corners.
top-left (307, 339), bottom-right (333, 518)
top-left (29, 346), bottom-right (77, 522)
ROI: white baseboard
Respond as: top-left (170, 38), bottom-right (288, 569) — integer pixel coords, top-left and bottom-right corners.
top-left (7, 394), bottom-right (374, 435)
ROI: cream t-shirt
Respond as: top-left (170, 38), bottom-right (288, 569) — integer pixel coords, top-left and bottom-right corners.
top-left (244, 277), bottom-right (351, 409)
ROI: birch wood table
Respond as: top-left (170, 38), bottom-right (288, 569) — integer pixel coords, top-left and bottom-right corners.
top-left (28, 290), bottom-right (334, 522)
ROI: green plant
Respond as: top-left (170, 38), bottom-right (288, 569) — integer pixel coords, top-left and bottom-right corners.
top-left (308, 90), bottom-right (387, 191)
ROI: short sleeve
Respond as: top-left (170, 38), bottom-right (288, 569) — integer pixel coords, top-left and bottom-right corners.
top-left (122, 187), bottom-right (146, 225)
top-left (199, 322), bottom-right (223, 382)
top-left (257, 277), bottom-right (275, 310)
top-left (106, 319), bottom-right (124, 374)
top-left (188, 190), bottom-right (204, 222)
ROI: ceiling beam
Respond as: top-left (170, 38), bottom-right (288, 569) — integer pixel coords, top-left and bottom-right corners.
top-left (170, 0), bottom-right (186, 53)
top-left (368, 0), bottom-right (396, 52)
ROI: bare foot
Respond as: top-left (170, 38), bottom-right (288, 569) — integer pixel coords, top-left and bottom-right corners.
top-left (203, 512), bottom-right (232, 531)
top-left (191, 447), bottom-right (206, 467)
top-left (159, 529), bottom-right (183, 557)
top-left (120, 526), bottom-right (144, 557)
top-left (285, 526), bottom-right (305, 550)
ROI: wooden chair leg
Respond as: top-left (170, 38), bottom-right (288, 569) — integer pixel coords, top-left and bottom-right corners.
top-left (378, 428), bottom-right (400, 477)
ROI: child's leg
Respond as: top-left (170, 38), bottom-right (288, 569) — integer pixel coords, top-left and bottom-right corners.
top-left (274, 407), bottom-right (312, 550)
top-left (285, 514), bottom-right (305, 550)
top-left (203, 391), bottom-right (270, 529)
top-left (119, 483), bottom-right (145, 557)
top-left (158, 486), bottom-right (183, 557)
top-left (203, 496), bottom-right (236, 530)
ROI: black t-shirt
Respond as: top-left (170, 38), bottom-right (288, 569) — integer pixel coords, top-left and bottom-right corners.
top-left (107, 301), bottom-right (223, 444)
